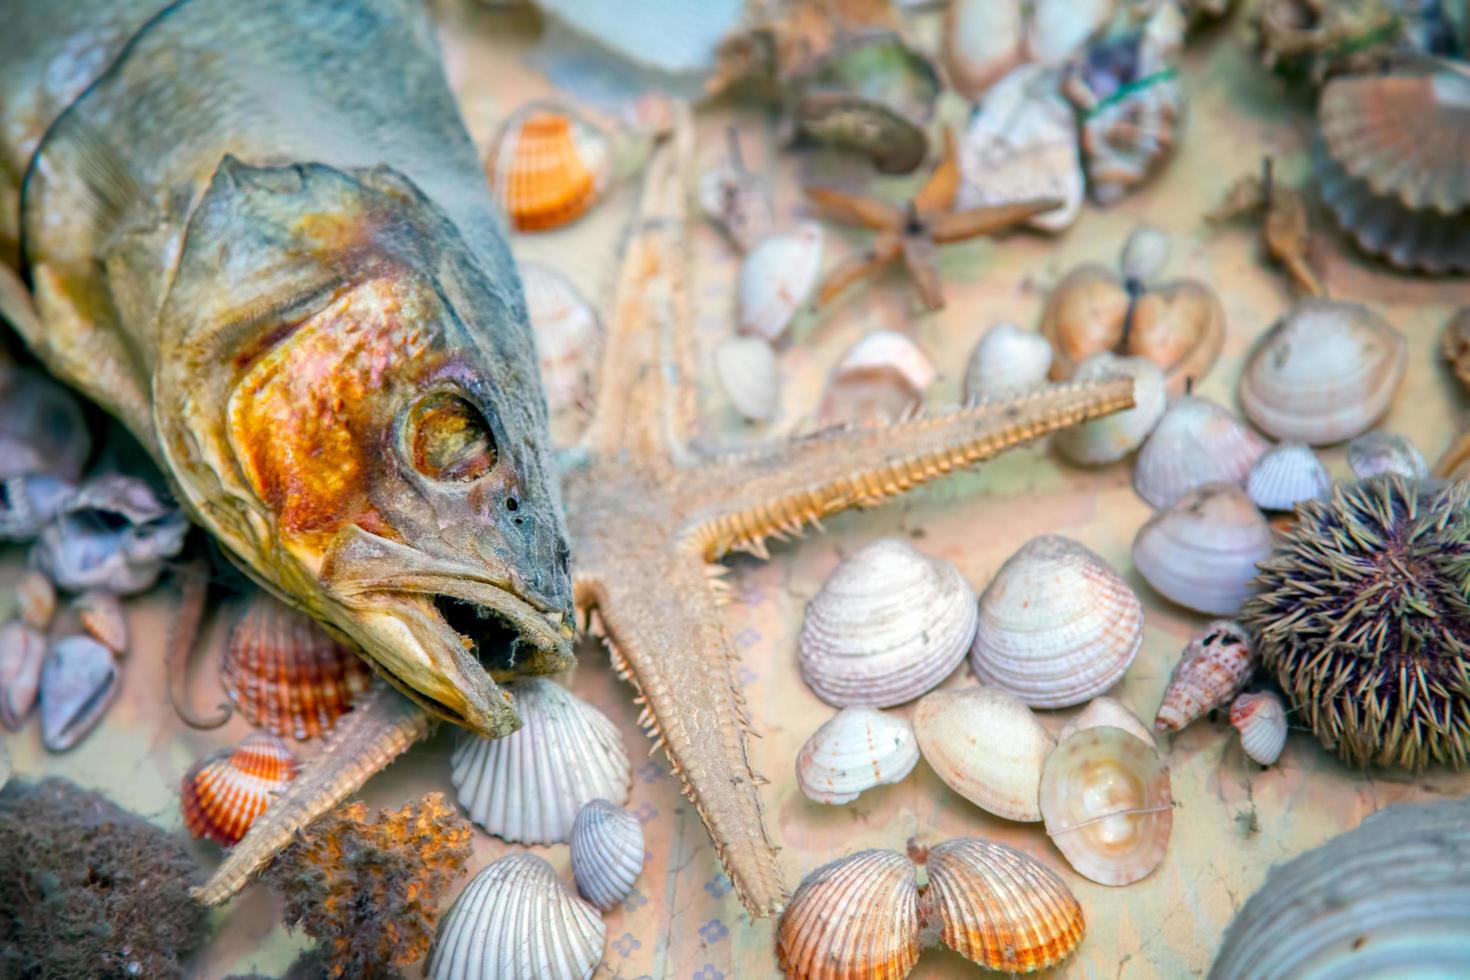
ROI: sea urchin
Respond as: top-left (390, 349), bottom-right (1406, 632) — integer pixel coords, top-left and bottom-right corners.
top-left (1241, 475), bottom-right (1470, 770)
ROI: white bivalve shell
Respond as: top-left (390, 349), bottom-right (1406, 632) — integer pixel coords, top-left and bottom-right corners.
top-left (569, 799), bottom-right (644, 912)
top-left (799, 539), bottom-right (977, 709)
top-left (796, 706), bottom-right (919, 805)
top-left (520, 262), bottom-right (602, 415)
top-left (1120, 225), bottom-right (1172, 284)
top-left (1059, 696), bottom-right (1156, 749)
top-left (428, 852), bottom-right (605, 980)
top-left (738, 222), bottom-right (824, 341)
top-left (1134, 395), bottom-right (1268, 509)
top-left (450, 678), bottom-right (631, 844)
top-left (1132, 483), bottom-right (1272, 616)
top-left (713, 336), bottom-right (779, 423)
top-left (1246, 443), bottom-right (1330, 512)
top-left (913, 686), bottom-right (1055, 822)
top-left (1054, 352), bottom-right (1167, 465)
top-left (1238, 299), bottom-right (1407, 445)
top-left (1155, 620), bottom-right (1257, 733)
top-left (969, 535), bottom-right (1143, 709)
top-left (820, 330), bottom-right (936, 422)
top-left (1230, 691), bottom-right (1287, 766)
top-left (1346, 430), bottom-right (1428, 480)
top-left (962, 322), bottom-right (1053, 402)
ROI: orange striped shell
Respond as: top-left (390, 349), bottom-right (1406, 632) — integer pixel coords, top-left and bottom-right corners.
top-left (222, 597), bottom-right (372, 741)
top-left (180, 732), bottom-right (297, 846)
top-left (486, 104), bottom-right (612, 232)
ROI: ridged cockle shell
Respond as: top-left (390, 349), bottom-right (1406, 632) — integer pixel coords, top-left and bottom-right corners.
top-left (1155, 620), bottom-right (1257, 733)
top-left (520, 261), bottom-right (603, 416)
top-left (180, 731), bottom-right (298, 846)
top-left (713, 336), bottom-right (779, 423)
top-left (15, 569), bottom-right (55, 631)
top-left (74, 591), bottom-right (127, 656)
top-left (913, 686), bottom-right (1054, 822)
top-left (796, 706), bottom-right (919, 806)
top-left (486, 102), bottom-right (612, 232)
top-left (1247, 442), bottom-right (1330, 512)
top-left (778, 849), bottom-right (920, 980)
top-left (570, 798), bottom-right (644, 912)
top-left (1230, 691), bottom-right (1287, 766)
top-left (1134, 395), bottom-right (1268, 509)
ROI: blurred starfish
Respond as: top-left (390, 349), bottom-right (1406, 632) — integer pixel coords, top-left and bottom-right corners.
top-left (807, 130), bottom-right (1062, 310)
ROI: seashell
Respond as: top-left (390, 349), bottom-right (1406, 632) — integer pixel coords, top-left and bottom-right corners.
top-left (74, 591), bottom-right (127, 656)
top-left (796, 706), bottom-right (919, 806)
top-left (1211, 797), bottom-right (1470, 979)
top-left (1133, 395), bottom-right (1268, 509)
top-left (778, 849), bottom-right (920, 980)
top-left (1445, 306), bottom-right (1470, 393)
top-left (0, 741), bottom-right (8, 793)
top-left (429, 852), bottom-right (605, 980)
top-left (486, 102), bottom-right (613, 232)
top-left (0, 368), bottom-right (90, 483)
top-left (0, 473), bottom-right (74, 542)
top-left (1346, 431), bottom-right (1428, 481)
top-left (1238, 299), bottom-right (1407, 446)
top-left (222, 594), bottom-right (374, 741)
top-left (450, 677), bottom-right (632, 843)
top-left (1026, 0), bottom-right (1114, 66)
top-left (1058, 696), bottom-right (1156, 749)
top-left (970, 535), bottom-right (1143, 709)
top-left (738, 222), bottom-right (823, 341)
top-left (0, 620), bottom-right (45, 730)
top-left (820, 331), bottom-right (935, 423)
top-left (180, 731), bottom-right (298, 846)
top-left (520, 261), bottom-right (602, 415)
top-left (1132, 483), bottom-right (1272, 616)
top-left (698, 131), bottom-right (775, 253)
top-left (15, 569), bottom-right (55, 631)
top-left (39, 636), bottom-right (120, 752)
top-left (1246, 442), bottom-right (1330, 512)
top-left (942, 0), bottom-right (1024, 100)
top-left (1230, 691), bottom-right (1287, 766)
top-left (1039, 726), bottom-right (1173, 886)
top-left (799, 538), bottom-right (977, 709)
top-left (1054, 352), bottom-right (1167, 465)
top-left (1119, 225), bottom-right (1171, 284)
top-left (713, 336), bottom-right (779, 423)
top-left (913, 686), bottom-right (1055, 822)
top-left (921, 838), bottom-right (1086, 971)
top-left (962, 322), bottom-right (1053, 402)
top-left (1154, 620), bottom-right (1257, 733)
top-left (30, 475), bottom-right (188, 595)
top-left (569, 798), bottom-right (645, 912)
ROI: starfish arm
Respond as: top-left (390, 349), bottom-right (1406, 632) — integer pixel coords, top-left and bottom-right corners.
top-left (900, 235), bottom-right (945, 310)
top-left (815, 233), bottom-right (903, 308)
top-left (681, 378), bottom-right (1135, 560)
top-left (191, 681), bottom-right (433, 906)
top-left (930, 197), bottom-right (1062, 243)
top-left (579, 563), bottom-right (788, 917)
top-left (912, 128), bottom-right (960, 215)
top-left (804, 186), bottom-right (905, 231)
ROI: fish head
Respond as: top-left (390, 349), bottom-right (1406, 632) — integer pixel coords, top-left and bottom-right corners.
top-left (153, 158), bottom-right (574, 736)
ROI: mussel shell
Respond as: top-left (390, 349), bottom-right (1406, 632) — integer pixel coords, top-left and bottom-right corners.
top-left (39, 635), bottom-right (120, 752)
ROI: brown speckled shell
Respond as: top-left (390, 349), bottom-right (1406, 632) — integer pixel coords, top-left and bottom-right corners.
top-left (181, 732), bottom-right (297, 846)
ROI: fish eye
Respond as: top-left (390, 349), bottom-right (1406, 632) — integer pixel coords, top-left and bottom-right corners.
top-left (406, 392), bottom-right (497, 483)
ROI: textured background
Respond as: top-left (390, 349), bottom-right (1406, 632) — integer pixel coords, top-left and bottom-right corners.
top-left (5, 4), bottom-right (1470, 978)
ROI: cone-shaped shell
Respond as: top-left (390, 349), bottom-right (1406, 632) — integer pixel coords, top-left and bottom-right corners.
top-left (1059, 696), bottom-right (1155, 748)
top-left (778, 849), bottom-right (920, 980)
top-left (1239, 299), bottom-right (1406, 446)
top-left (1346, 431), bottom-right (1427, 481)
top-left (39, 636), bottom-right (120, 752)
top-left (1155, 620), bottom-right (1257, 733)
top-left (797, 706), bottom-right (919, 806)
top-left (970, 535), bottom-right (1142, 709)
top-left (74, 591), bottom-right (127, 656)
top-left (1247, 443), bottom-right (1330, 512)
top-left (962, 322), bottom-right (1053, 402)
top-left (714, 336), bottom-right (779, 423)
top-left (799, 539), bottom-right (977, 709)
top-left (520, 262), bottom-right (602, 414)
top-left (921, 838), bottom-right (1085, 972)
top-left (222, 596), bottom-right (373, 741)
top-left (16, 569), bottom-right (54, 631)
top-left (913, 687), bottom-right (1054, 822)
top-left (429, 852), bottom-right (606, 980)
top-left (1132, 483), bottom-right (1272, 616)
top-left (1054, 353), bottom-right (1167, 465)
top-left (450, 677), bottom-right (631, 844)
top-left (0, 620), bottom-right (45, 729)
top-left (1039, 727), bottom-right (1173, 886)
top-left (570, 799), bottom-right (644, 912)
top-left (738, 223), bottom-right (823, 341)
top-left (486, 103), bottom-right (612, 232)
top-left (1230, 691), bottom-right (1287, 766)
top-left (1134, 395), bottom-right (1268, 509)
top-left (180, 732), bottom-right (297, 846)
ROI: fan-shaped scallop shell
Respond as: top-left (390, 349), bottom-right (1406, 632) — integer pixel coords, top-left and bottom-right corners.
top-left (962, 322), bottom-right (1053, 402)
top-left (1247, 442), bottom-right (1330, 512)
top-left (222, 596), bottom-right (373, 741)
top-left (0, 620), bottom-right (45, 730)
top-left (15, 569), bottom-right (54, 631)
top-left (451, 677), bottom-right (631, 844)
top-left (920, 838), bottom-right (1086, 972)
top-left (1346, 431), bottom-right (1428, 481)
top-left (74, 591), bottom-right (127, 656)
top-left (799, 539), bottom-right (976, 709)
top-left (778, 849), bottom-right (920, 980)
top-left (913, 686), bottom-right (1054, 822)
top-left (1230, 691), bottom-right (1287, 766)
top-left (714, 336), bottom-right (779, 423)
top-left (1155, 620), bottom-right (1257, 733)
top-left (1054, 353), bottom-right (1167, 465)
top-left (569, 798), bottom-right (644, 912)
top-left (796, 706), bottom-right (919, 806)
top-left (1239, 299), bottom-right (1407, 446)
top-left (1134, 395), bottom-right (1268, 510)
top-left (520, 262), bottom-right (602, 414)
top-left (1133, 483), bottom-right (1272, 616)
top-left (970, 535), bottom-right (1142, 709)
top-left (180, 731), bottom-right (297, 847)
top-left (429, 852), bottom-right (605, 980)
top-left (486, 103), bottom-right (612, 232)
top-left (1059, 696), bottom-right (1155, 748)
top-left (738, 223), bottom-right (824, 342)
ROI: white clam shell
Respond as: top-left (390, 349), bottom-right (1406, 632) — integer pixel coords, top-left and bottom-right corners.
top-left (962, 322), bottom-right (1053, 402)
top-left (913, 686), bottom-right (1055, 822)
top-left (713, 336), bottom-right (779, 422)
top-left (1238, 299), bottom-right (1407, 445)
top-left (1119, 225), bottom-right (1172, 283)
top-left (970, 535), bottom-right (1143, 709)
top-left (570, 799), bottom-right (644, 912)
top-left (1026, 0), bottom-right (1114, 65)
top-left (1154, 620), bottom-right (1257, 733)
top-left (1246, 442), bottom-right (1330, 512)
top-left (521, 262), bottom-right (602, 414)
top-left (796, 706), bottom-right (919, 805)
top-left (1054, 352), bottom-right (1167, 465)
top-left (1230, 691), bottom-right (1287, 766)
top-left (1134, 395), bottom-right (1268, 509)
top-left (738, 222), bottom-right (823, 341)
top-left (451, 678), bottom-right (631, 844)
top-left (942, 0), bottom-right (1025, 101)
top-left (429, 852), bottom-right (605, 980)
top-left (799, 539), bottom-right (977, 709)
top-left (821, 330), bottom-right (936, 422)
top-left (1346, 430), bottom-right (1428, 481)
top-left (1058, 696), bottom-right (1156, 749)
top-left (1132, 483), bottom-right (1272, 617)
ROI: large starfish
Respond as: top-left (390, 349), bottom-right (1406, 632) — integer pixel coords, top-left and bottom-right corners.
top-left (196, 120), bottom-right (1135, 914)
